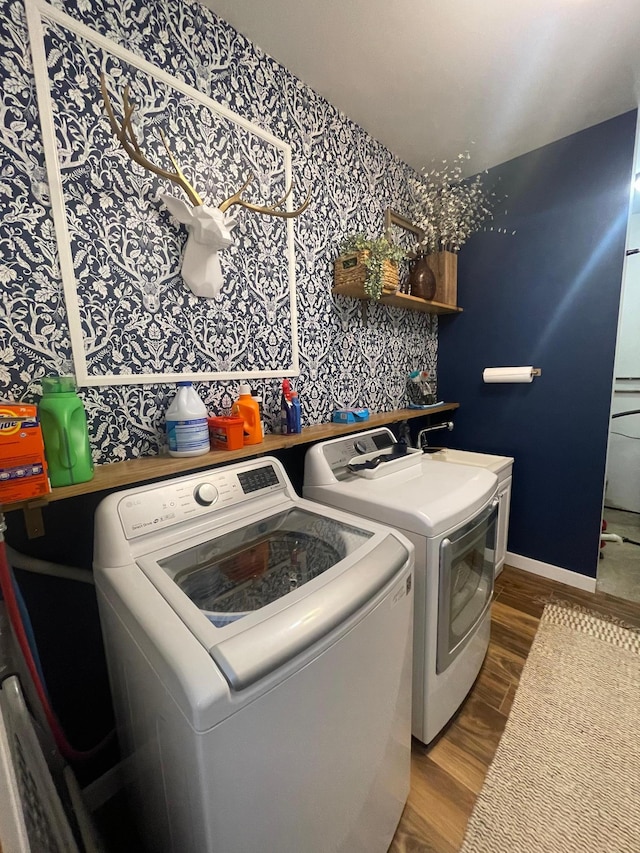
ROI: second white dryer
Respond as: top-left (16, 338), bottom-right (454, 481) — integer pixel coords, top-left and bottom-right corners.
top-left (304, 427), bottom-right (498, 744)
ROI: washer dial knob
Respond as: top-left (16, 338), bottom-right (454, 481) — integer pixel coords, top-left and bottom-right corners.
top-left (194, 483), bottom-right (218, 506)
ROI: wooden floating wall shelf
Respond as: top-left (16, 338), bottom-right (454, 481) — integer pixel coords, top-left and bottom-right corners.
top-left (0, 405), bottom-right (460, 517)
top-left (331, 282), bottom-right (462, 315)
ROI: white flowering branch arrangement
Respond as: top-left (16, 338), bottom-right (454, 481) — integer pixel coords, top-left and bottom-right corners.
top-left (409, 152), bottom-right (501, 254)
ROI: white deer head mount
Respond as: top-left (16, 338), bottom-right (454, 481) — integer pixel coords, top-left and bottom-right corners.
top-left (100, 75), bottom-right (311, 299)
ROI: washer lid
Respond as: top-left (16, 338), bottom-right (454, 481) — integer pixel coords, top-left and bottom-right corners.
top-left (305, 459), bottom-right (497, 537)
top-left (138, 503), bottom-right (411, 692)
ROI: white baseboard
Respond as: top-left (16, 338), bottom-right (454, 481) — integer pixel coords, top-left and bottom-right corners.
top-left (505, 551), bottom-right (597, 593)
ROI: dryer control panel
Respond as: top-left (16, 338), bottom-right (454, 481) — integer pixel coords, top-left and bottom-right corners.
top-left (117, 462), bottom-right (285, 540)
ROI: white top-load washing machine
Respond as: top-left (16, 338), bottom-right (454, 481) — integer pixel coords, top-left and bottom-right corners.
top-left (93, 456), bottom-right (414, 853)
top-left (304, 428), bottom-right (498, 745)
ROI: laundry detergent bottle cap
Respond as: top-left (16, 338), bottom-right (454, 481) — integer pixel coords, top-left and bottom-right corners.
top-left (166, 382), bottom-right (210, 457)
top-left (41, 376), bottom-right (77, 394)
top-left (231, 383), bottom-right (262, 446)
top-left (38, 375), bottom-right (94, 487)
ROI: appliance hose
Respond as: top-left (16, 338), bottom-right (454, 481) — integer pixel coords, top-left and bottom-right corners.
top-left (0, 514), bottom-right (113, 763)
top-left (12, 572), bottom-right (48, 693)
top-left (611, 409), bottom-right (640, 419)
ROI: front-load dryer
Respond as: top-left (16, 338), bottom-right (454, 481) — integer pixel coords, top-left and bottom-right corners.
top-left (304, 427), bottom-right (498, 744)
top-left (427, 448), bottom-right (514, 576)
top-left (93, 456), bottom-right (414, 853)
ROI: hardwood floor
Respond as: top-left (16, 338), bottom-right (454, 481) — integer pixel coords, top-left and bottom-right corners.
top-left (389, 564), bottom-right (640, 853)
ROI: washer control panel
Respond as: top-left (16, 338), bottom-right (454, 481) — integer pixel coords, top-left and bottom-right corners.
top-left (117, 462), bottom-right (285, 540)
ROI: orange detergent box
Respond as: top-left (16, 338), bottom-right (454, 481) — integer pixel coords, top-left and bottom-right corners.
top-left (0, 403), bottom-right (51, 503)
top-left (208, 415), bottom-right (245, 451)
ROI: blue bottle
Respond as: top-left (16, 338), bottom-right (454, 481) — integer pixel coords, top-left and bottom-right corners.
top-left (290, 392), bottom-right (302, 434)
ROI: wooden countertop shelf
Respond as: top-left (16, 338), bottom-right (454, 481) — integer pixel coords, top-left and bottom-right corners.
top-left (332, 283), bottom-right (462, 315)
top-left (0, 404), bottom-right (459, 513)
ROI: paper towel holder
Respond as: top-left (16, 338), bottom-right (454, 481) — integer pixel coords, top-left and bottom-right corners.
top-left (482, 366), bottom-right (542, 383)
top-left (488, 367), bottom-right (541, 375)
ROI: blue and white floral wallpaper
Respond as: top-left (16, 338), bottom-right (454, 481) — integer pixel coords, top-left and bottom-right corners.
top-left (0, 0), bottom-right (438, 464)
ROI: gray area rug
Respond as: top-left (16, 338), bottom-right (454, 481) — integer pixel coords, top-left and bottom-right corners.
top-left (460, 603), bottom-right (640, 853)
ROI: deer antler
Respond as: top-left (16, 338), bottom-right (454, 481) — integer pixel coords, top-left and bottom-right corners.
top-left (99, 73), bottom-right (203, 207)
top-left (218, 173), bottom-right (311, 217)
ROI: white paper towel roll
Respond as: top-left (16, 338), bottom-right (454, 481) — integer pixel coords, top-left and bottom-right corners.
top-left (483, 366), bottom-right (535, 384)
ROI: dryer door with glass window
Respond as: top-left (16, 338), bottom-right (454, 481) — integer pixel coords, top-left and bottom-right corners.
top-left (437, 499), bottom-right (498, 673)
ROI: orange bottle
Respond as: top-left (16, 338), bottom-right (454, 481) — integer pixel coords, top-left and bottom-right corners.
top-left (231, 384), bottom-right (262, 446)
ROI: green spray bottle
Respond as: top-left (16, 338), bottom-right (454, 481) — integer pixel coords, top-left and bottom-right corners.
top-left (38, 376), bottom-right (94, 487)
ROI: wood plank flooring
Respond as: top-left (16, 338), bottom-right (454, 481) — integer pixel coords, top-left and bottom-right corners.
top-left (389, 564), bottom-right (640, 853)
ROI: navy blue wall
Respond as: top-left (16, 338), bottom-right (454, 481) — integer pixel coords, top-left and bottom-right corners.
top-left (438, 111), bottom-right (637, 578)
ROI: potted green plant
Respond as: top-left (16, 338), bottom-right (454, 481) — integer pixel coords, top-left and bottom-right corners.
top-left (335, 233), bottom-right (407, 301)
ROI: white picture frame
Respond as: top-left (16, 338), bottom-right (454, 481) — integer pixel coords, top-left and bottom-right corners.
top-left (25, 0), bottom-right (300, 386)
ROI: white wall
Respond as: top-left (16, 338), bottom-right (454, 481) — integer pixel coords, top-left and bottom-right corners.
top-left (606, 212), bottom-right (640, 512)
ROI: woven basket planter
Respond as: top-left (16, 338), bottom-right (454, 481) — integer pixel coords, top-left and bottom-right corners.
top-left (333, 251), bottom-right (399, 299)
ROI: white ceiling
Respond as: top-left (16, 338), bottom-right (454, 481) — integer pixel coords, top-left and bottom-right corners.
top-left (202, 0), bottom-right (640, 175)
